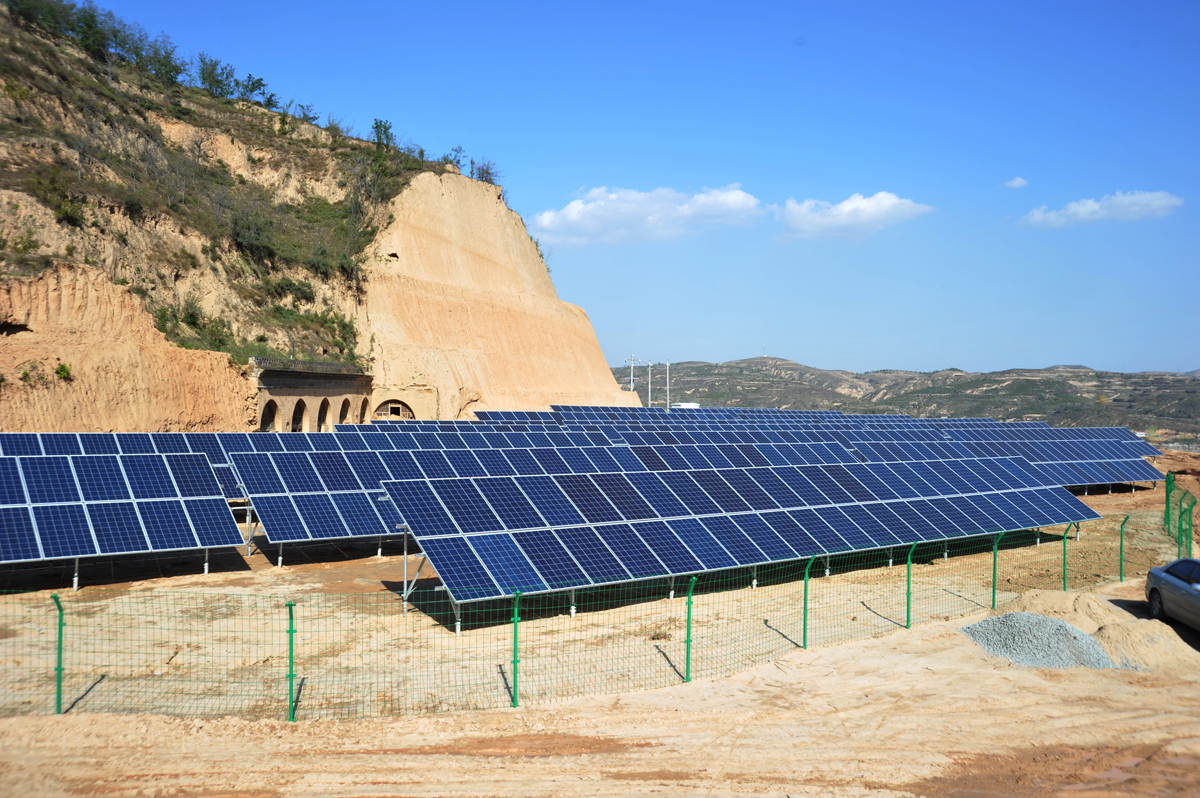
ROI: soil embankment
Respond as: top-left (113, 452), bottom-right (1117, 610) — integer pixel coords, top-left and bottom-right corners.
top-left (0, 265), bottom-right (255, 431)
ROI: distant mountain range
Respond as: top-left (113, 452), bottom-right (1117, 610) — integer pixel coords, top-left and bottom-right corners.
top-left (610, 358), bottom-right (1200, 434)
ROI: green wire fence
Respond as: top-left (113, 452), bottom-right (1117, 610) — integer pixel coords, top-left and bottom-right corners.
top-left (0, 506), bottom-right (1186, 721)
top-left (1164, 472), bottom-right (1196, 560)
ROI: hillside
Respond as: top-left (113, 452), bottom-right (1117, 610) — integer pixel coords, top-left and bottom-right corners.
top-left (0, 4), bottom-right (635, 429)
top-left (615, 357), bottom-right (1200, 437)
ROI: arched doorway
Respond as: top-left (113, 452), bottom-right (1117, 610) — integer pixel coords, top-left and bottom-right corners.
top-left (317, 399), bottom-right (331, 432)
top-left (359, 398), bottom-right (369, 424)
top-left (338, 398), bottom-right (351, 424)
top-left (374, 400), bottom-right (415, 420)
top-left (291, 399), bottom-right (307, 432)
top-left (260, 400), bottom-right (278, 432)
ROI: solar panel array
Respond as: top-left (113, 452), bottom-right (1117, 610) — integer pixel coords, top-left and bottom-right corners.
top-left (0, 409), bottom-right (1159, 578)
top-left (0, 448), bottom-right (242, 564)
top-left (381, 454), bottom-right (1098, 602)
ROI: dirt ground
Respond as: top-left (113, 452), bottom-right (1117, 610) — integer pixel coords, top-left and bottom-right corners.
top-left (0, 579), bottom-right (1198, 797)
top-left (0, 452), bottom-right (1197, 796)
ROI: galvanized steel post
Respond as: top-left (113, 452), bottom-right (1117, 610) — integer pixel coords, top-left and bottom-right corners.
top-left (905, 543), bottom-right (917, 628)
top-left (684, 576), bottom-right (697, 682)
top-left (51, 593), bottom-right (63, 715)
top-left (286, 600), bottom-right (296, 722)
top-left (511, 592), bottom-right (521, 707)
top-left (802, 557), bottom-right (815, 649)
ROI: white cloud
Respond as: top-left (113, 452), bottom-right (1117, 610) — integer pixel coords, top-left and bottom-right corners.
top-left (774, 191), bottom-right (933, 238)
top-left (1005, 176), bottom-right (1029, 188)
top-left (1023, 190), bottom-right (1184, 227)
top-left (530, 184), bottom-right (762, 245)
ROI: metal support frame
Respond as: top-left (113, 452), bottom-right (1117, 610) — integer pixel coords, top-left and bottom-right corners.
top-left (376, 536), bottom-right (382, 559)
top-left (277, 543), bottom-right (283, 568)
top-left (450, 596), bottom-right (461, 636)
top-left (203, 548), bottom-right (209, 576)
top-left (669, 576), bottom-right (675, 600)
top-left (569, 589), bottom-right (576, 618)
top-left (751, 564), bottom-right (758, 589)
top-left (72, 558), bottom-right (79, 591)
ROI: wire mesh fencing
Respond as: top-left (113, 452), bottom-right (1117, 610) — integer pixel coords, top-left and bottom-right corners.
top-left (1164, 472), bottom-right (1195, 559)
top-left (0, 509), bottom-right (1182, 722)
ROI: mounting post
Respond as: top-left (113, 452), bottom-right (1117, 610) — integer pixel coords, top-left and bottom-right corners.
top-left (203, 548), bottom-right (209, 576)
top-left (286, 600), bottom-right (296, 722)
top-left (684, 575), bottom-right (697, 682)
top-left (510, 592), bottom-right (521, 708)
top-left (569, 589), bottom-right (576, 618)
top-left (72, 558), bottom-right (79, 591)
top-left (669, 576), bottom-right (675, 600)
top-left (751, 565), bottom-right (758, 589)
top-left (802, 557), bottom-right (815, 649)
top-left (51, 593), bottom-right (63, 715)
top-left (451, 597), bottom-right (461, 636)
top-left (277, 543), bottom-right (283, 568)
top-left (376, 536), bottom-right (382, 559)
top-left (824, 556), bottom-right (830, 578)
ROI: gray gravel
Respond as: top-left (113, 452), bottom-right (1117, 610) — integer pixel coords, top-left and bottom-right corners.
top-left (962, 612), bottom-right (1116, 670)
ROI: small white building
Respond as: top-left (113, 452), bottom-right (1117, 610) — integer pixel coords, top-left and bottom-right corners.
top-left (670, 402), bottom-right (701, 409)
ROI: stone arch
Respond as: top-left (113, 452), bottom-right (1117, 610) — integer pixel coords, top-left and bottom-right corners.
top-left (260, 400), bottom-right (278, 432)
top-left (359, 398), bottom-right (369, 424)
top-left (291, 399), bottom-right (308, 432)
top-left (374, 399), bottom-right (415, 420)
top-left (317, 399), bottom-right (331, 432)
top-left (338, 398), bottom-right (351, 424)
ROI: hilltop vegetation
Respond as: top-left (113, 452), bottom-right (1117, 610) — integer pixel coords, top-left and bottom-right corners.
top-left (615, 357), bottom-right (1200, 437)
top-left (0, 0), bottom-right (508, 365)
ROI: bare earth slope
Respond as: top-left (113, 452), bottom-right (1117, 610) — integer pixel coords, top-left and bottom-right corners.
top-left (0, 264), bottom-right (255, 431)
top-left (360, 172), bottom-right (637, 418)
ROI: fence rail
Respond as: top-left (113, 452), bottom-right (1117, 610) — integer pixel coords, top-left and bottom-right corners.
top-left (0, 508), bottom-right (1186, 721)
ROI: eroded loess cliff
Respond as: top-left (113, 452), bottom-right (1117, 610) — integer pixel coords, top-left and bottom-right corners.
top-left (360, 172), bottom-right (637, 418)
top-left (0, 265), bottom-right (256, 431)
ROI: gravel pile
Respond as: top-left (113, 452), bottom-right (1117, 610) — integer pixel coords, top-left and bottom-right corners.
top-left (962, 612), bottom-right (1116, 670)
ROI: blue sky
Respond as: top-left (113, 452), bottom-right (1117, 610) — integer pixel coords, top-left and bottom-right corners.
top-left (104, 1), bottom-right (1198, 373)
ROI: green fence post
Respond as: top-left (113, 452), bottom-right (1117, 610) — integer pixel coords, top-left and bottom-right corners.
top-left (1119, 515), bottom-right (1129, 582)
top-left (992, 532), bottom-right (1005, 610)
top-left (1164, 473), bottom-right (1173, 532)
top-left (286, 600), bottom-right (296, 722)
top-left (511, 591), bottom-right (521, 708)
top-left (684, 576), bottom-right (697, 682)
top-left (50, 593), bottom-right (63, 715)
top-left (1185, 499), bottom-right (1196, 560)
top-left (802, 557), bottom-right (815, 649)
top-left (905, 543), bottom-right (917, 628)
top-left (1062, 524), bottom-right (1070, 591)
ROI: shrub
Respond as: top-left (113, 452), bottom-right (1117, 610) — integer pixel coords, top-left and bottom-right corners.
top-left (229, 208), bottom-right (274, 261)
top-left (54, 362), bottom-right (72, 380)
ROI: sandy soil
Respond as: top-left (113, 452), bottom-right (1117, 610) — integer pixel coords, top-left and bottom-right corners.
top-left (1, 580), bottom-right (1198, 797)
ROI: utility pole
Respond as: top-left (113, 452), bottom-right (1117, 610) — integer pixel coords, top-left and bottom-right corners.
top-left (666, 360), bottom-right (670, 411)
top-left (648, 362), bottom-right (652, 407)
